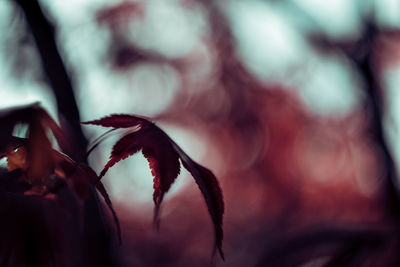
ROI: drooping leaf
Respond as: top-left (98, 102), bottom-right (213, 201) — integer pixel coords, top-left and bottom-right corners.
top-left (84, 114), bottom-right (224, 259)
top-left (171, 141), bottom-right (225, 260)
top-left (0, 103), bottom-right (40, 153)
top-left (140, 127), bottom-right (181, 229)
top-left (98, 125), bottom-right (181, 229)
top-left (98, 131), bottom-right (143, 179)
top-left (0, 104), bottom-right (71, 190)
top-left (0, 103), bottom-right (66, 151)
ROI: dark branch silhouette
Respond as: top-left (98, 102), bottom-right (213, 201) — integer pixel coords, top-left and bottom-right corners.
top-left (14, 0), bottom-right (87, 161)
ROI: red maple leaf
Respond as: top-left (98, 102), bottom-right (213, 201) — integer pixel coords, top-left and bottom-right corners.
top-left (83, 114), bottom-right (225, 259)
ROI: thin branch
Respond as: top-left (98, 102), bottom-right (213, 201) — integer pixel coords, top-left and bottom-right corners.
top-left (13, 0), bottom-right (87, 161)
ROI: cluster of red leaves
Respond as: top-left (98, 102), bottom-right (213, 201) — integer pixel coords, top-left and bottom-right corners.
top-left (0, 103), bottom-right (224, 264)
top-left (0, 103), bottom-right (109, 224)
top-left (0, 104), bottom-right (98, 266)
top-left (83, 114), bottom-right (224, 259)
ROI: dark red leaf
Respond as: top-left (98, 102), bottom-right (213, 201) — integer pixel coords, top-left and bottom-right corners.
top-left (140, 127), bottom-right (180, 229)
top-left (82, 114), bottom-right (145, 128)
top-left (0, 103), bottom-right (40, 153)
top-left (99, 131), bottom-right (143, 179)
top-left (85, 114), bottom-right (224, 259)
top-left (26, 109), bottom-right (69, 185)
top-left (171, 141), bottom-right (225, 260)
top-left (38, 109), bottom-right (70, 155)
top-left (0, 104), bottom-right (68, 177)
top-left (98, 125), bottom-right (181, 228)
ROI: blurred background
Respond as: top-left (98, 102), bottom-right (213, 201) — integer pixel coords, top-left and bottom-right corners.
top-left (2, 0), bottom-right (400, 266)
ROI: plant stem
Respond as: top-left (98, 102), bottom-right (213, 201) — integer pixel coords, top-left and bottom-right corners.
top-left (14, 0), bottom-right (87, 161)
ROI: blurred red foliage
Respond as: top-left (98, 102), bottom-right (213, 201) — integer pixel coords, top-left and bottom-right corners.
top-left (4, 0), bottom-right (400, 266)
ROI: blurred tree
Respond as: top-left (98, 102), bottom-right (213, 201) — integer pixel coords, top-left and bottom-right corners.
top-left (2, 0), bottom-right (400, 266)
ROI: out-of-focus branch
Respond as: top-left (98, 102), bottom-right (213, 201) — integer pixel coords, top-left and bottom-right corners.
top-left (13, 0), bottom-right (87, 161)
top-left (309, 19), bottom-right (400, 222)
top-left (353, 23), bottom-right (400, 221)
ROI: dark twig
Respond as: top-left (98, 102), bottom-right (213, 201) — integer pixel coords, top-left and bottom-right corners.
top-left (13, 0), bottom-right (87, 161)
top-left (352, 23), bottom-right (400, 221)
top-left (12, 2), bottom-right (119, 266)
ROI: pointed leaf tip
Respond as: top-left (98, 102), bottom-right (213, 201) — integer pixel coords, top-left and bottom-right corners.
top-left (172, 143), bottom-right (225, 260)
top-left (87, 114), bottom-right (224, 260)
top-left (141, 127), bottom-right (180, 229)
top-left (99, 131), bottom-right (143, 178)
